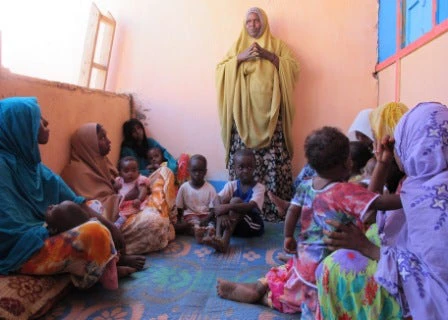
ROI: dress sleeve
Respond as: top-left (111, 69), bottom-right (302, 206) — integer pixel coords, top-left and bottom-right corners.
top-left (314, 183), bottom-right (379, 222)
top-left (147, 138), bottom-right (178, 174)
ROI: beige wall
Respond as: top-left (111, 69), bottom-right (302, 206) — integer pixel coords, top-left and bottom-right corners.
top-left (103, 0), bottom-right (378, 180)
top-left (378, 33), bottom-right (448, 109)
top-left (0, 68), bottom-right (130, 174)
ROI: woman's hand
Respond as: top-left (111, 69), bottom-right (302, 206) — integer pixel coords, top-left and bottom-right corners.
top-left (323, 220), bottom-right (380, 261)
top-left (284, 236), bottom-right (297, 254)
top-left (237, 42), bottom-right (277, 65)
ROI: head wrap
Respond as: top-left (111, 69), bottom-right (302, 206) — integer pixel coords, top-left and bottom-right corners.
top-left (369, 102), bottom-right (408, 141)
top-left (216, 8), bottom-right (299, 162)
top-left (0, 97), bottom-right (83, 274)
top-left (347, 108), bottom-right (374, 142)
top-left (61, 123), bottom-right (120, 221)
top-left (388, 102), bottom-right (448, 318)
top-left (245, 7), bottom-right (266, 38)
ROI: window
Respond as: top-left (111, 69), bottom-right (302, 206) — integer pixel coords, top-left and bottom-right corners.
top-left (377, 0), bottom-right (448, 68)
top-left (78, 3), bottom-right (116, 90)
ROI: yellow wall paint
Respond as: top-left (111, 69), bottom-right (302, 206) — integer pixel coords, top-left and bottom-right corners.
top-left (0, 69), bottom-right (130, 174)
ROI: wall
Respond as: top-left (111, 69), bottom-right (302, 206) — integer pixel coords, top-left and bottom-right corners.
top-left (0, 68), bottom-right (130, 174)
top-left (103, 0), bottom-right (378, 181)
top-left (378, 31), bottom-right (448, 109)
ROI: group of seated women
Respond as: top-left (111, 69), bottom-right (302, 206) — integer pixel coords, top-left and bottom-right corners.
top-left (1, 96), bottom-right (447, 319)
top-left (0, 96), bottom-right (179, 289)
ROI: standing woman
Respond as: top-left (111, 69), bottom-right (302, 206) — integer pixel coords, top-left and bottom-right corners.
top-left (216, 7), bottom-right (299, 221)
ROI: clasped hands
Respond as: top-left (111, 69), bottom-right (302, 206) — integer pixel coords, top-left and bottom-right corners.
top-left (238, 42), bottom-right (274, 63)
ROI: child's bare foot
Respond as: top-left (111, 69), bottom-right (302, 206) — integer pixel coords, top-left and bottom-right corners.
top-left (194, 226), bottom-right (207, 243)
top-left (203, 236), bottom-right (228, 253)
top-left (117, 266), bottom-right (137, 278)
top-left (216, 278), bottom-right (265, 303)
top-left (267, 191), bottom-right (290, 217)
top-left (118, 254), bottom-right (146, 271)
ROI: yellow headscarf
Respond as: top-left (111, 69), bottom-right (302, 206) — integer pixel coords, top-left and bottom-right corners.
top-left (369, 102), bottom-right (409, 141)
top-left (216, 7), bottom-right (299, 163)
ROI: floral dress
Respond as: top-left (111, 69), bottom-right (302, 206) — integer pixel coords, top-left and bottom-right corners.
top-left (228, 113), bottom-right (293, 222)
top-left (262, 180), bottom-right (378, 318)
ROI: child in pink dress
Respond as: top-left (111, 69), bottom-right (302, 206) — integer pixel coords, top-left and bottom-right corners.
top-left (114, 156), bottom-right (150, 227)
top-left (216, 126), bottom-right (401, 318)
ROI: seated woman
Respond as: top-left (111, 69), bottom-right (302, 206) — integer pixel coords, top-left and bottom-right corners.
top-left (316, 101), bottom-right (408, 319)
top-left (61, 123), bottom-right (177, 255)
top-left (120, 118), bottom-right (178, 176)
top-left (0, 97), bottom-right (123, 289)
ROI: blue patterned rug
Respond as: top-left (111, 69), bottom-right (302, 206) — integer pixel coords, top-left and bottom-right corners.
top-left (45, 222), bottom-right (296, 319)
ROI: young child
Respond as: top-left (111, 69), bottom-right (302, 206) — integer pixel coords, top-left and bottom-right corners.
top-left (203, 149), bottom-right (265, 253)
top-left (45, 200), bottom-right (91, 235)
top-left (348, 140), bottom-right (373, 183)
top-left (175, 154), bottom-right (217, 242)
top-left (115, 156), bottom-right (150, 227)
top-left (216, 127), bottom-right (401, 317)
top-left (146, 146), bottom-right (167, 174)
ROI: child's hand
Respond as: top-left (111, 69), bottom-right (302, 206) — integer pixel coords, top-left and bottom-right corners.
top-left (375, 135), bottom-right (395, 164)
top-left (113, 179), bottom-right (122, 192)
top-left (132, 199), bottom-right (141, 208)
top-left (284, 236), bottom-right (297, 254)
top-left (214, 204), bottom-right (228, 216)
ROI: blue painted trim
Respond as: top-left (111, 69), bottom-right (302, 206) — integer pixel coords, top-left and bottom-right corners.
top-left (378, 0), bottom-right (397, 62)
top-left (208, 180), bottom-right (227, 193)
top-left (438, 0), bottom-right (448, 24)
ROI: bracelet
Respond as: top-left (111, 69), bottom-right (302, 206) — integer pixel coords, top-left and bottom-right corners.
top-left (377, 160), bottom-right (389, 164)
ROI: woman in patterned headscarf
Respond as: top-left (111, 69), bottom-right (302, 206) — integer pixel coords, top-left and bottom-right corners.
top-left (216, 7), bottom-right (299, 222)
top-left (375, 102), bottom-right (448, 319)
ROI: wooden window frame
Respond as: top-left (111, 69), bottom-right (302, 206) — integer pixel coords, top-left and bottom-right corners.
top-left (78, 3), bottom-right (116, 90)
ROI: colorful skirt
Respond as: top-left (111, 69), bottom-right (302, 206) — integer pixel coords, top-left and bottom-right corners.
top-left (315, 225), bottom-right (402, 320)
top-left (121, 166), bottom-right (177, 255)
top-left (262, 259), bottom-right (318, 319)
top-left (20, 221), bottom-right (117, 289)
top-left (228, 114), bottom-right (293, 222)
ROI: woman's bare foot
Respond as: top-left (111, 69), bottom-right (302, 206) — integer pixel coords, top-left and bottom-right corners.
top-left (267, 191), bottom-right (290, 217)
top-left (216, 278), bottom-right (266, 303)
top-left (118, 254), bottom-right (146, 271)
top-left (203, 236), bottom-right (228, 253)
top-left (117, 266), bottom-right (137, 278)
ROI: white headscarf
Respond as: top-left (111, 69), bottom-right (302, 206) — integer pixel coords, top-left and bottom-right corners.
top-left (347, 109), bottom-right (374, 142)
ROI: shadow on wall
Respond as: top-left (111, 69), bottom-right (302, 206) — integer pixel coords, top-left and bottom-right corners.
top-left (130, 93), bottom-right (151, 127)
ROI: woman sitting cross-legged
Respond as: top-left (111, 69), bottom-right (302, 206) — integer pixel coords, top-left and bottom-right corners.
top-left (0, 97), bottom-right (127, 289)
top-left (61, 123), bottom-right (178, 257)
